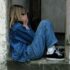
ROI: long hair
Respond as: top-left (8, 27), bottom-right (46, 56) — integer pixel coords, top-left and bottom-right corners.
top-left (9, 5), bottom-right (27, 27)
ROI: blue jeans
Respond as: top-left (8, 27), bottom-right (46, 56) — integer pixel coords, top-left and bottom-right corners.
top-left (27, 20), bottom-right (58, 60)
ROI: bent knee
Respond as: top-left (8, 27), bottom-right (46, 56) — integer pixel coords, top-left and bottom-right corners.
top-left (39, 19), bottom-right (52, 27)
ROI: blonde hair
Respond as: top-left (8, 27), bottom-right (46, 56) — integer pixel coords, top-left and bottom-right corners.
top-left (9, 5), bottom-right (27, 27)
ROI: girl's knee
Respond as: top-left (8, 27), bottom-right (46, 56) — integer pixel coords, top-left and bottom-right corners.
top-left (40, 19), bottom-right (52, 27)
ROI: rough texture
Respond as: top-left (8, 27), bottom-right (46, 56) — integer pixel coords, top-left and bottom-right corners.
top-left (7, 58), bottom-right (69, 70)
top-left (41, 0), bottom-right (66, 32)
top-left (0, 0), bottom-right (8, 70)
top-left (65, 0), bottom-right (70, 63)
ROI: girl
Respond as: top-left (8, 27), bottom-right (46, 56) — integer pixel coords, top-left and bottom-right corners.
top-left (9, 5), bottom-right (64, 62)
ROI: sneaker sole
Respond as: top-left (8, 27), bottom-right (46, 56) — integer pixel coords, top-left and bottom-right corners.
top-left (46, 58), bottom-right (65, 61)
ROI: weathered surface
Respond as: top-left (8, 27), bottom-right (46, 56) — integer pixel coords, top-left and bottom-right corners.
top-left (65, 0), bottom-right (70, 63)
top-left (7, 58), bottom-right (69, 70)
top-left (0, 0), bottom-right (8, 70)
top-left (41, 0), bottom-right (66, 32)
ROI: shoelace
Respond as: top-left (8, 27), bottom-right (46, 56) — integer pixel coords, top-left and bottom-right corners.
top-left (55, 50), bottom-right (62, 56)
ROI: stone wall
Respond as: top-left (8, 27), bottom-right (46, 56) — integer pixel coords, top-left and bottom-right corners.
top-left (65, 0), bottom-right (70, 63)
top-left (0, 0), bottom-right (8, 70)
top-left (11, 0), bottom-right (29, 10)
top-left (41, 0), bottom-right (66, 32)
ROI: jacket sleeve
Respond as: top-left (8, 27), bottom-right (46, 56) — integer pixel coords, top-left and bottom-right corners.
top-left (14, 24), bottom-right (34, 45)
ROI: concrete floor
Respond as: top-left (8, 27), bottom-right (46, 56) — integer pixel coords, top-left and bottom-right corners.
top-left (7, 45), bottom-right (66, 70)
top-left (7, 58), bottom-right (70, 70)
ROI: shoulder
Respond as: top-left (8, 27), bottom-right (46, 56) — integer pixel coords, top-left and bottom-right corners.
top-left (10, 22), bottom-right (23, 31)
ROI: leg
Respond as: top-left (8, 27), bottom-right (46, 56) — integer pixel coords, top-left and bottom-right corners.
top-left (27, 20), bottom-right (58, 60)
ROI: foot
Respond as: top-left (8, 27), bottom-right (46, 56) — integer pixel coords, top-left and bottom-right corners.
top-left (46, 50), bottom-right (64, 61)
top-left (57, 48), bottom-right (65, 54)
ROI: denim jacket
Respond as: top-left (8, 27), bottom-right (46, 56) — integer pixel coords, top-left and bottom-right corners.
top-left (9, 21), bottom-right (35, 62)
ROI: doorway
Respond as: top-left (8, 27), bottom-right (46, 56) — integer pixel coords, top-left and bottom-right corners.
top-left (8, 0), bottom-right (66, 60)
top-left (29, 0), bottom-right (41, 31)
top-left (29, 0), bottom-right (65, 46)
